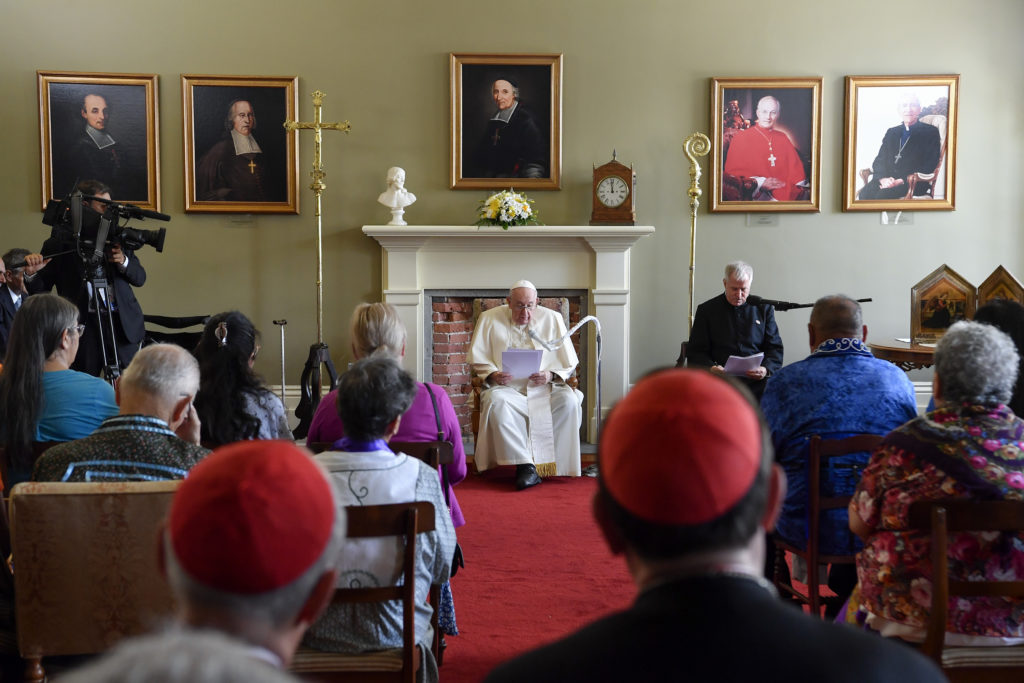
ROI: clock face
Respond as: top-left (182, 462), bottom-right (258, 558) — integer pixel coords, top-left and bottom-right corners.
top-left (596, 176), bottom-right (629, 208)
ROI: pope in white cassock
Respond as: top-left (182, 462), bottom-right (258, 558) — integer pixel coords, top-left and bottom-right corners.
top-left (468, 280), bottom-right (583, 490)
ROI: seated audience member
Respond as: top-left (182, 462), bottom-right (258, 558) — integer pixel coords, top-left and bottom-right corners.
top-left (306, 302), bottom-right (466, 637)
top-left (760, 295), bottom-right (916, 614)
top-left (308, 302), bottom-right (467, 530)
top-left (973, 298), bottom-right (1024, 416)
top-left (33, 343), bottom-right (208, 482)
top-left (0, 293), bottom-right (118, 488)
top-left (161, 440), bottom-right (344, 670)
top-left (60, 629), bottom-right (302, 683)
top-left (468, 280), bottom-right (583, 490)
top-left (306, 356), bottom-right (455, 682)
top-left (485, 369), bottom-right (943, 682)
top-left (849, 321), bottom-right (1024, 643)
top-left (194, 311), bottom-right (293, 446)
top-left (0, 248), bottom-right (47, 358)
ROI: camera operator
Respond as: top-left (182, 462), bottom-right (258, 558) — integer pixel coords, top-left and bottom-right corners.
top-left (32, 179), bottom-right (147, 377)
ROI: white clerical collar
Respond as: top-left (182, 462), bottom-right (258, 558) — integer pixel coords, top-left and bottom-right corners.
top-left (85, 125), bottom-right (116, 149)
top-left (243, 644), bottom-right (283, 669)
top-left (491, 100), bottom-right (518, 123)
top-left (231, 129), bottom-right (262, 155)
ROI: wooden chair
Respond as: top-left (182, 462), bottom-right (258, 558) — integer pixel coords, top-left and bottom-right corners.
top-left (290, 501), bottom-right (440, 682)
top-left (773, 433), bottom-right (882, 617)
top-left (9, 480), bottom-right (180, 682)
top-left (906, 500), bottom-right (1024, 681)
top-left (142, 313), bottom-right (209, 350)
top-left (675, 340), bottom-right (688, 367)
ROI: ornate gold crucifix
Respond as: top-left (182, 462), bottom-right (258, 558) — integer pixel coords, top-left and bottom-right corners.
top-left (283, 89), bottom-right (351, 344)
top-left (283, 90), bottom-right (351, 437)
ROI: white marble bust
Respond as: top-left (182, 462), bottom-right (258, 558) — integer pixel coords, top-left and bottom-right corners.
top-left (378, 166), bottom-right (416, 225)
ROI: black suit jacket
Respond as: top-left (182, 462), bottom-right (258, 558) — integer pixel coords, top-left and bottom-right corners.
top-left (0, 284), bottom-right (21, 359)
top-left (34, 236), bottom-right (146, 344)
top-left (484, 576), bottom-right (944, 683)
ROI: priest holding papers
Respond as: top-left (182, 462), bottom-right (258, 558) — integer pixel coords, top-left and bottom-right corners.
top-left (469, 280), bottom-right (583, 490)
top-left (686, 261), bottom-right (783, 400)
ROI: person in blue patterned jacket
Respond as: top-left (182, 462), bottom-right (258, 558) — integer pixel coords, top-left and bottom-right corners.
top-left (760, 295), bottom-right (917, 615)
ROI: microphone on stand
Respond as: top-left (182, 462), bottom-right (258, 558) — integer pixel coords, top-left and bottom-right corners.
top-left (747, 295), bottom-right (872, 312)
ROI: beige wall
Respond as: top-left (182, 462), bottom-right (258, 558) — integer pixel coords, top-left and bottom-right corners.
top-left (2, 0), bottom-right (1021, 384)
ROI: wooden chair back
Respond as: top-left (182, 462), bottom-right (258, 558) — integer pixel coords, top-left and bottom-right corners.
top-left (290, 501), bottom-right (438, 682)
top-left (906, 499), bottom-right (1024, 678)
top-left (773, 433), bottom-right (882, 617)
top-left (9, 480), bottom-right (180, 682)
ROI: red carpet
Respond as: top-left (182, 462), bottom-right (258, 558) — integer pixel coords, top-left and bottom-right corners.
top-left (442, 471), bottom-right (634, 682)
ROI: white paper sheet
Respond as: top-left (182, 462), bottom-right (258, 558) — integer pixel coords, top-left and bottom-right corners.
top-left (502, 349), bottom-right (542, 378)
top-left (723, 352), bottom-right (764, 375)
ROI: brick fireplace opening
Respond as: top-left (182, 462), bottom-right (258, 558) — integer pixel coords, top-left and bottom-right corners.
top-left (426, 289), bottom-right (589, 444)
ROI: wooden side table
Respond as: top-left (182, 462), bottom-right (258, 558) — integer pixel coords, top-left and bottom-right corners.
top-left (869, 342), bottom-right (936, 372)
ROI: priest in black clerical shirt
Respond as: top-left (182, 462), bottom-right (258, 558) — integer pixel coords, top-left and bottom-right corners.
top-left (685, 260), bottom-right (784, 400)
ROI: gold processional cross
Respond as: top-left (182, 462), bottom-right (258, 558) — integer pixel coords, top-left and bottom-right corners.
top-left (283, 90), bottom-right (351, 438)
top-left (283, 89), bottom-right (351, 344)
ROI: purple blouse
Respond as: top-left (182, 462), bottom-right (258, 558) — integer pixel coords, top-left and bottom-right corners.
top-left (307, 381), bottom-right (467, 527)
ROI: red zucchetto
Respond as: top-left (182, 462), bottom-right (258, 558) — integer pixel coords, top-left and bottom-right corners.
top-left (168, 440), bottom-right (337, 594)
top-left (599, 369), bottom-right (763, 526)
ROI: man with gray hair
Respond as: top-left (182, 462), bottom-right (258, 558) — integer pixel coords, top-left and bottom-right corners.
top-left (761, 295), bottom-right (916, 615)
top-left (469, 280), bottom-right (584, 489)
top-left (686, 261), bottom-right (783, 400)
top-left (33, 343), bottom-right (208, 482)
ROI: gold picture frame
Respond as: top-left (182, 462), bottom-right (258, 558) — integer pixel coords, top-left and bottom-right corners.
top-left (844, 74), bottom-right (959, 212)
top-left (911, 264), bottom-right (975, 344)
top-left (978, 266), bottom-right (1024, 306)
top-left (38, 70), bottom-right (160, 211)
top-left (182, 74), bottom-right (299, 213)
top-left (710, 77), bottom-right (822, 212)
top-left (450, 53), bottom-right (562, 190)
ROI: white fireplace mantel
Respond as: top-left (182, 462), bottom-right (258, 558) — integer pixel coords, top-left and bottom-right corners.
top-left (362, 224), bottom-right (654, 434)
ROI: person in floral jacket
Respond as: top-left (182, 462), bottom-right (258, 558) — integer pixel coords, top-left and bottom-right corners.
top-left (848, 320), bottom-right (1024, 644)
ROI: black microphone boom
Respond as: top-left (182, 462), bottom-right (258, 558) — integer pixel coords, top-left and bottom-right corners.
top-left (749, 295), bottom-right (873, 312)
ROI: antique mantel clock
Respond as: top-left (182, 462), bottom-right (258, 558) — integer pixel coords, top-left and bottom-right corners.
top-left (591, 151), bottom-right (637, 225)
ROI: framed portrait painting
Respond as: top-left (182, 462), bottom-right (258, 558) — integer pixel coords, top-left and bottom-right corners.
top-left (910, 264), bottom-right (975, 344)
top-left (843, 75), bottom-right (959, 211)
top-left (710, 77), bottom-right (821, 212)
top-left (450, 53), bottom-right (562, 190)
top-left (38, 71), bottom-right (160, 211)
top-left (182, 74), bottom-right (299, 213)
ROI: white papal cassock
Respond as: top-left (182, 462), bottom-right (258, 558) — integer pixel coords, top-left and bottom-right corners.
top-left (468, 304), bottom-right (583, 477)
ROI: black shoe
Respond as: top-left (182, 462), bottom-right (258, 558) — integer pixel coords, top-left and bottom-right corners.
top-left (515, 464), bottom-right (542, 490)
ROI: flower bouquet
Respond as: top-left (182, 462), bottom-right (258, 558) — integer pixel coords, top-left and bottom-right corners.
top-left (475, 189), bottom-right (540, 230)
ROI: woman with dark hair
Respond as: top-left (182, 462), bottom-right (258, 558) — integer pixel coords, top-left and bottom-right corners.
top-left (974, 298), bottom-right (1024, 416)
top-left (0, 293), bottom-right (118, 487)
top-left (193, 311), bottom-right (292, 446)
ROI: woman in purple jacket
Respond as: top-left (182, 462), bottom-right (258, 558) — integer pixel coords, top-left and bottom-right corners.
top-left (307, 303), bottom-right (467, 527)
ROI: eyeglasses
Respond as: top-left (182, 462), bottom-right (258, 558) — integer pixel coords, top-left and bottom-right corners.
top-left (512, 303), bottom-right (537, 311)
top-left (69, 324), bottom-right (86, 336)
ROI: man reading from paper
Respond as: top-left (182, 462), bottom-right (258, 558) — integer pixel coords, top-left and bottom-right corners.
top-left (685, 261), bottom-right (783, 400)
top-left (469, 280), bottom-right (583, 490)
